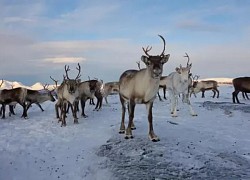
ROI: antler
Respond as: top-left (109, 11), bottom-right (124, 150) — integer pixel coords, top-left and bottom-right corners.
top-left (142, 46), bottom-right (152, 57)
top-left (136, 61), bottom-right (141, 70)
top-left (11, 83), bottom-right (14, 89)
top-left (43, 83), bottom-right (49, 90)
top-left (158, 35), bottom-right (166, 56)
top-left (75, 63), bottom-right (81, 80)
top-left (50, 76), bottom-right (59, 88)
top-left (0, 79), bottom-right (4, 88)
top-left (64, 65), bottom-right (70, 79)
top-left (192, 75), bottom-right (200, 81)
top-left (184, 52), bottom-right (190, 66)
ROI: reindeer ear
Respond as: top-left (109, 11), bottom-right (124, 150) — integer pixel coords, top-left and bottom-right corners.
top-left (161, 54), bottom-right (170, 64)
top-left (141, 55), bottom-right (151, 66)
top-left (175, 67), bottom-right (181, 74)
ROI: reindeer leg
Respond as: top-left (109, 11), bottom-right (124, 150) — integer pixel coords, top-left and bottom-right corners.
top-left (105, 97), bottom-right (108, 104)
top-left (163, 86), bottom-right (167, 100)
top-left (55, 102), bottom-right (60, 119)
top-left (232, 90), bottom-right (240, 103)
top-left (201, 90), bottom-right (205, 98)
top-left (146, 102), bottom-right (159, 142)
top-left (61, 102), bottom-right (67, 127)
top-left (36, 102), bottom-right (44, 111)
top-left (216, 89), bottom-right (219, 98)
top-left (9, 105), bottom-right (15, 115)
top-left (21, 103), bottom-right (28, 119)
top-left (171, 95), bottom-right (178, 117)
top-left (73, 101), bottom-right (79, 124)
top-left (212, 90), bottom-right (216, 98)
top-left (246, 93), bottom-right (249, 100)
top-left (186, 97), bottom-right (197, 116)
top-left (119, 96), bottom-right (126, 134)
top-left (80, 99), bottom-right (88, 118)
top-left (1, 104), bottom-right (6, 119)
top-left (0, 105), bottom-right (2, 117)
top-left (157, 92), bottom-right (163, 101)
top-left (125, 100), bottom-right (135, 139)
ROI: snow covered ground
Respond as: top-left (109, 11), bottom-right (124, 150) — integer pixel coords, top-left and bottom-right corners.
top-left (0, 84), bottom-right (250, 180)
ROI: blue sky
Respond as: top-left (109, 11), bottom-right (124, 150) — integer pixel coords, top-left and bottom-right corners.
top-left (0, 0), bottom-right (249, 85)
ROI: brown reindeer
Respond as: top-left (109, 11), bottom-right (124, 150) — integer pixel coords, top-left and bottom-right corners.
top-left (118, 35), bottom-right (170, 142)
top-left (26, 89), bottom-right (56, 112)
top-left (78, 79), bottom-right (103, 117)
top-left (102, 81), bottom-right (120, 104)
top-left (190, 76), bottom-right (219, 98)
top-left (0, 87), bottom-right (28, 118)
top-left (232, 77), bottom-right (250, 103)
top-left (55, 63), bottom-right (81, 126)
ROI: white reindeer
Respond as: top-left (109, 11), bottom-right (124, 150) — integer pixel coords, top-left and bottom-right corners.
top-left (119, 35), bottom-right (170, 142)
top-left (166, 54), bottom-right (197, 117)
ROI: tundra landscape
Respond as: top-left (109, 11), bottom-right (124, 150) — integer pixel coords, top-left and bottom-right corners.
top-left (0, 79), bottom-right (250, 180)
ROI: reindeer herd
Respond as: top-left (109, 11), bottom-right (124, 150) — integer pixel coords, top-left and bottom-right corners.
top-left (0, 35), bottom-right (249, 142)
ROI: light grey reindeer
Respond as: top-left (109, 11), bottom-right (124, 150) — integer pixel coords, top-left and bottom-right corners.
top-left (119, 35), bottom-right (170, 142)
top-left (166, 53), bottom-right (197, 117)
top-left (56, 63), bottom-right (81, 126)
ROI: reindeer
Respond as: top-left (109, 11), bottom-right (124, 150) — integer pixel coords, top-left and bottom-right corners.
top-left (190, 76), bottom-right (219, 98)
top-left (0, 79), bottom-right (16, 117)
top-left (26, 89), bottom-right (56, 112)
top-left (119, 35), bottom-right (170, 142)
top-left (25, 83), bottom-right (55, 112)
top-left (165, 53), bottom-right (197, 117)
top-left (78, 79), bottom-right (103, 117)
top-left (102, 81), bottom-right (120, 104)
top-left (232, 77), bottom-right (250, 103)
top-left (55, 63), bottom-right (81, 126)
top-left (0, 87), bottom-right (28, 119)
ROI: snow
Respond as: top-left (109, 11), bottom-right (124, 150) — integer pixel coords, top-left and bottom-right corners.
top-left (0, 84), bottom-right (250, 179)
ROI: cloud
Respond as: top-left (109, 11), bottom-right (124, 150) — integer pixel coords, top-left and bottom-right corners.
top-left (175, 19), bottom-right (221, 32)
top-left (43, 57), bottom-right (86, 64)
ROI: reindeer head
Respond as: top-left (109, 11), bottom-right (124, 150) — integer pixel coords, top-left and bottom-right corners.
top-left (141, 35), bottom-right (170, 79)
top-left (64, 63), bottom-right (81, 94)
top-left (176, 64), bottom-right (192, 83)
top-left (192, 75), bottom-right (200, 88)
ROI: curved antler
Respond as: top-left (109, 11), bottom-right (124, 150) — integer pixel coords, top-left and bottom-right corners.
top-left (75, 63), bottom-right (81, 80)
top-left (50, 76), bottom-right (59, 88)
top-left (158, 35), bottom-right (166, 56)
top-left (184, 52), bottom-right (190, 66)
top-left (64, 65), bottom-right (70, 79)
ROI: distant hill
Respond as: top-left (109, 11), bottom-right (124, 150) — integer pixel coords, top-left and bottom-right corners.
top-left (31, 82), bottom-right (44, 90)
top-left (0, 77), bottom-right (233, 90)
top-left (0, 80), bottom-right (31, 89)
top-left (199, 78), bottom-right (233, 85)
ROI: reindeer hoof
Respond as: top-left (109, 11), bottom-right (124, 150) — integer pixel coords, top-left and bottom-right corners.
top-left (119, 130), bottom-right (125, 134)
top-left (149, 135), bottom-right (160, 142)
top-left (192, 114), bottom-right (198, 116)
top-left (125, 135), bottom-right (133, 139)
top-left (82, 115), bottom-right (88, 118)
top-left (152, 138), bottom-right (160, 142)
top-left (131, 127), bottom-right (136, 130)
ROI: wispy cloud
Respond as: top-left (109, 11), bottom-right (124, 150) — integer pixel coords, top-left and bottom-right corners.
top-left (175, 19), bottom-right (221, 32)
top-left (43, 57), bottom-right (86, 64)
